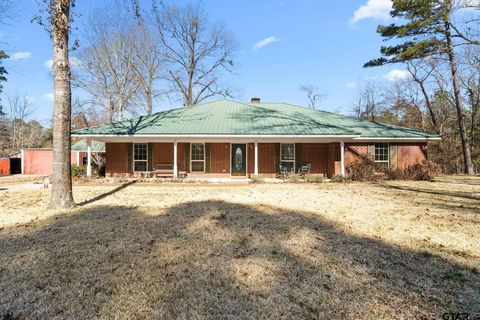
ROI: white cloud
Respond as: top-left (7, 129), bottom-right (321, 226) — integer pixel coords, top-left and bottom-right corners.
top-left (345, 82), bottom-right (357, 89)
top-left (351, 0), bottom-right (392, 24)
top-left (253, 36), bottom-right (280, 50)
top-left (43, 93), bottom-right (54, 101)
top-left (9, 51), bottom-right (32, 61)
top-left (383, 69), bottom-right (409, 82)
top-left (44, 57), bottom-right (82, 69)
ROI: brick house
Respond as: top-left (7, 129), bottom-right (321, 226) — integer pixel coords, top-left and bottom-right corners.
top-left (72, 99), bottom-right (440, 179)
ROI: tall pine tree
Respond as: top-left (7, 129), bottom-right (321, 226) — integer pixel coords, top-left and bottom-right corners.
top-left (365, 0), bottom-right (475, 175)
top-left (0, 50), bottom-right (8, 111)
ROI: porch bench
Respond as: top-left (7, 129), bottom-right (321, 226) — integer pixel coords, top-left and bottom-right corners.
top-left (153, 164), bottom-right (174, 177)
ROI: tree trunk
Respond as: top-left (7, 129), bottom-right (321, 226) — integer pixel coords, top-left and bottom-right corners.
top-left (107, 100), bottom-right (114, 123)
top-left (416, 77), bottom-right (439, 133)
top-left (469, 86), bottom-right (479, 159)
top-left (49, 0), bottom-right (75, 209)
top-left (444, 18), bottom-right (474, 175)
top-left (146, 88), bottom-right (152, 115)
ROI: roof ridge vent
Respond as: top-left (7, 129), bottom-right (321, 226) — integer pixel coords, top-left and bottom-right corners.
top-left (250, 97), bottom-right (261, 104)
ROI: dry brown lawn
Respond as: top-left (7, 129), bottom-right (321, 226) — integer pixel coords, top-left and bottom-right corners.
top-left (0, 176), bottom-right (479, 319)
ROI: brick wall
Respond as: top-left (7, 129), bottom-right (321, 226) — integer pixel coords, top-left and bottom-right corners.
top-left (397, 143), bottom-right (427, 169)
top-left (105, 143), bottom-right (128, 177)
top-left (301, 143), bottom-right (328, 176)
top-left (345, 143), bottom-right (369, 167)
top-left (210, 143), bottom-right (230, 174)
top-left (104, 141), bottom-right (428, 178)
top-left (247, 143), bottom-right (254, 175)
top-left (178, 143), bottom-right (185, 171)
top-left (344, 142), bottom-right (428, 170)
top-left (258, 143), bottom-right (276, 176)
top-left (327, 143), bottom-right (341, 177)
top-left (152, 143), bottom-right (173, 167)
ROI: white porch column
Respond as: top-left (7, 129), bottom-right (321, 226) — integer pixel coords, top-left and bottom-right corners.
top-left (87, 140), bottom-right (92, 177)
top-left (254, 141), bottom-right (259, 175)
top-left (76, 151), bottom-right (80, 165)
top-left (340, 140), bottom-right (345, 177)
top-left (173, 141), bottom-right (178, 178)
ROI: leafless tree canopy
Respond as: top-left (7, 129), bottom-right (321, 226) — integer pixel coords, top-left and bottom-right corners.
top-left (74, 8), bottom-right (145, 123)
top-left (299, 84), bottom-right (325, 109)
top-left (154, 2), bottom-right (237, 106)
top-left (0, 0), bottom-right (14, 25)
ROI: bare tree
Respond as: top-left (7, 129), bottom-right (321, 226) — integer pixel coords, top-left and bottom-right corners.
top-left (352, 81), bottom-right (381, 121)
top-left (154, 1), bottom-right (237, 106)
top-left (74, 8), bottom-right (142, 122)
top-left (6, 94), bottom-right (34, 149)
top-left (130, 21), bottom-right (164, 115)
top-left (444, 1), bottom-right (474, 174)
top-left (407, 61), bottom-right (440, 133)
top-left (0, 0), bottom-right (14, 24)
top-left (461, 46), bottom-right (480, 163)
top-left (298, 84), bottom-right (325, 109)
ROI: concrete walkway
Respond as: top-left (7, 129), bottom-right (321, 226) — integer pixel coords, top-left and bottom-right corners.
top-left (0, 175), bottom-right (44, 192)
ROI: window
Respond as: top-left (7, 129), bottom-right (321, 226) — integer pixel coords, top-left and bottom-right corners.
top-left (191, 143), bottom-right (205, 172)
top-left (374, 143), bottom-right (389, 171)
top-left (280, 143), bottom-right (295, 172)
top-left (134, 143), bottom-right (148, 172)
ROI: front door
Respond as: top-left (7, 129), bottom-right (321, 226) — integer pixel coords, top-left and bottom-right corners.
top-left (231, 144), bottom-right (247, 176)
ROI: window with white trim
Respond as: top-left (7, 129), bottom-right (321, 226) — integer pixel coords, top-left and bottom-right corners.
top-left (191, 143), bottom-right (205, 172)
top-left (280, 143), bottom-right (295, 172)
top-left (134, 143), bottom-right (148, 172)
top-left (374, 143), bottom-right (389, 171)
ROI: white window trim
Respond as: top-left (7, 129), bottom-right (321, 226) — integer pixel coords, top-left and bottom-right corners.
top-left (280, 143), bottom-right (295, 172)
top-left (190, 142), bottom-right (205, 173)
top-left (374, 142), bottom-right (389, 167)
top-left (133, 142), bottom-right (148, 172)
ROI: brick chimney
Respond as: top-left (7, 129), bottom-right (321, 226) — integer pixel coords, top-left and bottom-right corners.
top-left (250, 97), bottom-right (261, 104)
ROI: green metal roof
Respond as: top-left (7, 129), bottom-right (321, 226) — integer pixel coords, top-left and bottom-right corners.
top-left (72, 99), bottom-right (439, 138)
top-left (71, 140), bottom-right (105, 152)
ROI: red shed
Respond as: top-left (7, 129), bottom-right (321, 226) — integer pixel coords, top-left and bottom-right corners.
top-left (22, 149), bottom-right (53, 175)
top-left (0, 159), bottom-right (9, 175)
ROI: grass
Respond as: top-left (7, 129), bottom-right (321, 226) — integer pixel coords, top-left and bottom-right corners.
top-left (0, 176), bottom-right (479, 319)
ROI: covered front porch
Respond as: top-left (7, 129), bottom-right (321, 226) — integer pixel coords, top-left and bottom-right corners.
top-left (83, 137), bottom-right (350, 179)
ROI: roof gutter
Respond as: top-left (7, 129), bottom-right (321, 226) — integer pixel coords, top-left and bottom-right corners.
top-left (72, 133), bottom-right (440, 142)
top-left (353, 137), bottom-right (441, 142)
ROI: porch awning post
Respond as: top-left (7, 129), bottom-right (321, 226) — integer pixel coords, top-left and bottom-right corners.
top-left (340, 140), bottom-right (345, 177)
top-left (87, 140), bottom-right (92, 177)
top-left (254, 141), bottom-right (259, 175)
top-left (173, 141), bottom-right (178, 178)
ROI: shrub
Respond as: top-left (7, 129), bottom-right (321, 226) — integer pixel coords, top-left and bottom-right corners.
top-left (330, 174), bottom-right (346, 183)
top-left (286, 175), bottom-right (302, 183)
top-left (71, 164), bottom-right (86, 178)
top-left (304, 175), bottom-right (324, 183)
top-left (385, 169), bottom-right (404, 181)
top-left (249, 175), bottom-right (265, 184)
top-left (345, 155), bottom-right (376, 181)
top-left (403, 160), bottom-right (441, 181)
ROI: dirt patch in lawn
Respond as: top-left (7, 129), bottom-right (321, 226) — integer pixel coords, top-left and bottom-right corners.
top-left (0, 176), bottom-right (479, 319)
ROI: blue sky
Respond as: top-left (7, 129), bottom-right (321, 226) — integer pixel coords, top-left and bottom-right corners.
top-left (1, 0), bottom-right (407, 126)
